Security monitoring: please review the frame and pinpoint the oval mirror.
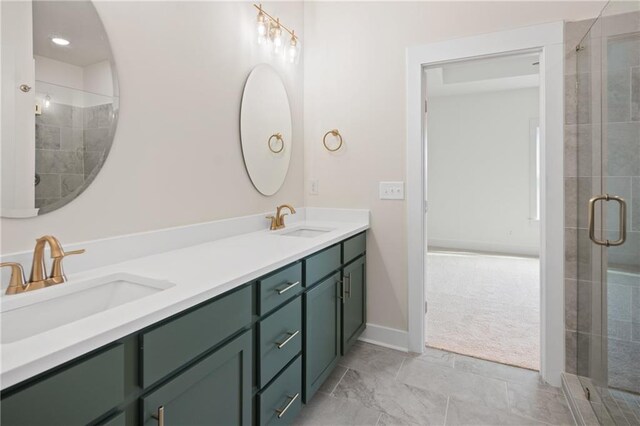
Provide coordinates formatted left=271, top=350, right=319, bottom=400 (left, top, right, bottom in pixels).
left=1, top=0, right=119, bottom=217
left=240, top=64, right=292, bottom=196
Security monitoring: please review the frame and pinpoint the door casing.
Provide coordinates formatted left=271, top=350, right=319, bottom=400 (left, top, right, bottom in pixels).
left=406, top=21, right=565, bottom=386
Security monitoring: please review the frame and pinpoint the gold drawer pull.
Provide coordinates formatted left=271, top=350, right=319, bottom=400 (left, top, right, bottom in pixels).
left=276, top=393, right=299, bottom=418
left=276, top=281, right=300, bottom=295
left=151, top=406, right=164, bottom=426
left=275, top=330, right=300, bottom=349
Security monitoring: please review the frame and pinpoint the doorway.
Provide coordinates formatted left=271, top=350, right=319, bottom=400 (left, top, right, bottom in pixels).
left=406, top=22, right=565, bottom=386
left=424, top=53, right=542, bottom=370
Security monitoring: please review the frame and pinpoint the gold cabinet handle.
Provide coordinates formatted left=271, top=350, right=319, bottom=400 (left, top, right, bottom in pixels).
left=276, top=281, right=300, bottom=295
left=151, top=406, right=164, bottom=426
left=588, top=194, right=627, bottom=247
left=275, top=393, right=299, bottom=418
left=275, top=330, right=299, bottom=349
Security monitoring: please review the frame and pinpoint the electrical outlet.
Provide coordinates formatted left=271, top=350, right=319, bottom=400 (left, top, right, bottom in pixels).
left=379, top=181, right=404, bottom=200
left=309, top=179, right=319, bottom=195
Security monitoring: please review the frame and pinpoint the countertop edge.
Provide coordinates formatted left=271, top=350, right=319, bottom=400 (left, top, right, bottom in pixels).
left=1, top=221, right=369, bottom=391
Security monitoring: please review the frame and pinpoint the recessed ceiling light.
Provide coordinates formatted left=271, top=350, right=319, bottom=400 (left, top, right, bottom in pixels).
left=51, top=37, right=70, bottom=46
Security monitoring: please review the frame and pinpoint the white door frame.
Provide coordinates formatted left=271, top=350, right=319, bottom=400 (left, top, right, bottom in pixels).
left=406, top=22, right=565, bottom=386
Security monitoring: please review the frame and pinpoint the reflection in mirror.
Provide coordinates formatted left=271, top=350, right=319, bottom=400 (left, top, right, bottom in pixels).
left=1, top=0, right=119, bottom=217
left=240, top=64, right=292, bottom=196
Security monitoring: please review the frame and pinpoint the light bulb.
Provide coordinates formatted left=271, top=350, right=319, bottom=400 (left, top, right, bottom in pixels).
left=256, top=9, right=267, bottom=44
left=270, top=20, right=283, bottom=53
left=287, top=34, right=298, bottom=63
left=43, top=95, right=51, bottom=108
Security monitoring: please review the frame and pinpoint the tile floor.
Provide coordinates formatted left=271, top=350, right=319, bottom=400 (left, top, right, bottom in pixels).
left=295, top=342, right=575, bottom=426
left=600, top=388, right=640, bottom=425
left=426, top=251, right=540, bottom=370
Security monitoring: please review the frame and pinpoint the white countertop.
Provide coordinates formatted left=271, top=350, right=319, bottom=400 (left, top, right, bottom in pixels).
left=1, top=216, right=368, bottom=389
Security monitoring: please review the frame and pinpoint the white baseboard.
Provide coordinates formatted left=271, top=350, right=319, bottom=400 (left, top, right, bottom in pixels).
left=427, top=238, right=539, bottom=257
left=358, top=323, right=409, bottom=352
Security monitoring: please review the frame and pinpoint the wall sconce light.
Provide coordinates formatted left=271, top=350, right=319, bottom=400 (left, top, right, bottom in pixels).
left=43, top=94, right=51, bottom=109
left=253, top=4, right=300, bottom=64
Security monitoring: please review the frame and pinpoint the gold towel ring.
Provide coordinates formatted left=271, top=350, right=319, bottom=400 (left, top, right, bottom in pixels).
left=323, top=129, right=343, bottom=152
left=268, top=133, right=284, bottom=153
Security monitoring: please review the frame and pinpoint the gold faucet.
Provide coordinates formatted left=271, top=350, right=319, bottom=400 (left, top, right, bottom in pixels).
left=267, top=204, right=296, bottom=230
left=1, top=235, right=85, bottom=295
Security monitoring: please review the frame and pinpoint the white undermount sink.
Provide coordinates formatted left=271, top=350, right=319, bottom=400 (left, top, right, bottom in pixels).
left=278, top=227, right=334, bottom=238
left=0, top=273, right=175, bottom=344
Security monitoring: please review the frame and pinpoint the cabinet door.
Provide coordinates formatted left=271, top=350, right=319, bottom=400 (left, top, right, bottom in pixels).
left=141, top=330, right=252, bottom=426
left=342, top=256, right=366, bottom=355
left=303, top=273, right=341, bottom=403
left=1, top=344, right=124, bottom=426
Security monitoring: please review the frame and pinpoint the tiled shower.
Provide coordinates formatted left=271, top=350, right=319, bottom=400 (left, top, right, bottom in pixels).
left=34, top=98, right=114, bottom=213
left=564, top=3, right=639, bottom=424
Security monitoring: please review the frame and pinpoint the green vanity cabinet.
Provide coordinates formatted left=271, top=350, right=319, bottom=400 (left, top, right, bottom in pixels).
left=342, top=255, right=366, bottom=354
left=99, top=412, right=126, bottom=426
left=1, top=344, right=125, bottom=426
left=140, top=285, right=253, bottom=388
left=258, top=296, right=302, bottom=388
left=141, top=330, right=253, bottom=426
left=342, top=233, right=366, bottom=265
left=1, top=231, right=367, bottom=425
left=257, top=356, right=302, bottom=425
left=302, top=272, right=342, bottom=402
left=304, top=245, right=341, bottom=286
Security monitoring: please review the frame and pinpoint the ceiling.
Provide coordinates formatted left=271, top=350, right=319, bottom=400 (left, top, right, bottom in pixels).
left=426, top=52, right=540, bottom=97
left=33, top=0, right=112, bottom=67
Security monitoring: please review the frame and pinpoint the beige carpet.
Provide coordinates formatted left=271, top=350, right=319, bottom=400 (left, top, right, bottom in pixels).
left=425, top=251, right=540, bottom=370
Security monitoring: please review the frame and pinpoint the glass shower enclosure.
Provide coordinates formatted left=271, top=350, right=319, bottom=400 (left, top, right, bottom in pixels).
left=575, top=1, right=640, bottom=423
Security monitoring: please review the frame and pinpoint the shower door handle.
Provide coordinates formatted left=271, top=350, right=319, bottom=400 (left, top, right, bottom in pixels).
left=588, top=194, right=627, bottom=247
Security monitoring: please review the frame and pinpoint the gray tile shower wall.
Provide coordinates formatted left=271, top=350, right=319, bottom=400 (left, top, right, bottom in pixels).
left=35, top=103, right=85, bottom=209
left=564, top=13, right=640, bottom=395
left=564, top=18, right=595, bottom=376
left=82, top=104, right=113, bottom=180
left=604, top=16, right=640, bottom=395
left=34, top=102, right=113, bottom=212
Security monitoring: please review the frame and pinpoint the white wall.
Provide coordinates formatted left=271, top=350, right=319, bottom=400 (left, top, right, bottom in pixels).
left=303, top=1, right=606, bottom=332
left=34, top=55, right=83, bottom=91
left=1, top=1, right=36, bottom=217
left=426, top=88, right=540, bottom=256
left=1, top=1, right=607, bottom=336
left=1, top=1, right=304, bottom=253
left=83, top=60, right=113, bottom=97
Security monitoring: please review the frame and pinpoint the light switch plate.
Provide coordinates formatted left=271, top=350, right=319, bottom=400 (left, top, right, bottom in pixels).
left=379, top=181, right=404, bottom=200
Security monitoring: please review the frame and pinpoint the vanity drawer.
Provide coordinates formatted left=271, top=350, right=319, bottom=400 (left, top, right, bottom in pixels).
left=258, top=355, right=302, bottom=426
left=1, top=344, right=124, bottom=426
left=343, top=232, right=366, bottom=264
left=258, top=296, right=302, bottom=387
left=258, top=262, right=302, bottom=315
left=304, top=244, right=341, bottom=287
left=140, top=285, right=252, bottom=388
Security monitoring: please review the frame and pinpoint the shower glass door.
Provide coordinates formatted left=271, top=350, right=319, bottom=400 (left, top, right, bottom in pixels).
left=576, top=1, right=640, bottom=423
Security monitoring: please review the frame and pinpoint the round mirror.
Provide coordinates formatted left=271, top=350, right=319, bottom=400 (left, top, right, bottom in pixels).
left=1, top=0, right=119, bottom=217
left=240, top=64, right=292, bottom=196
